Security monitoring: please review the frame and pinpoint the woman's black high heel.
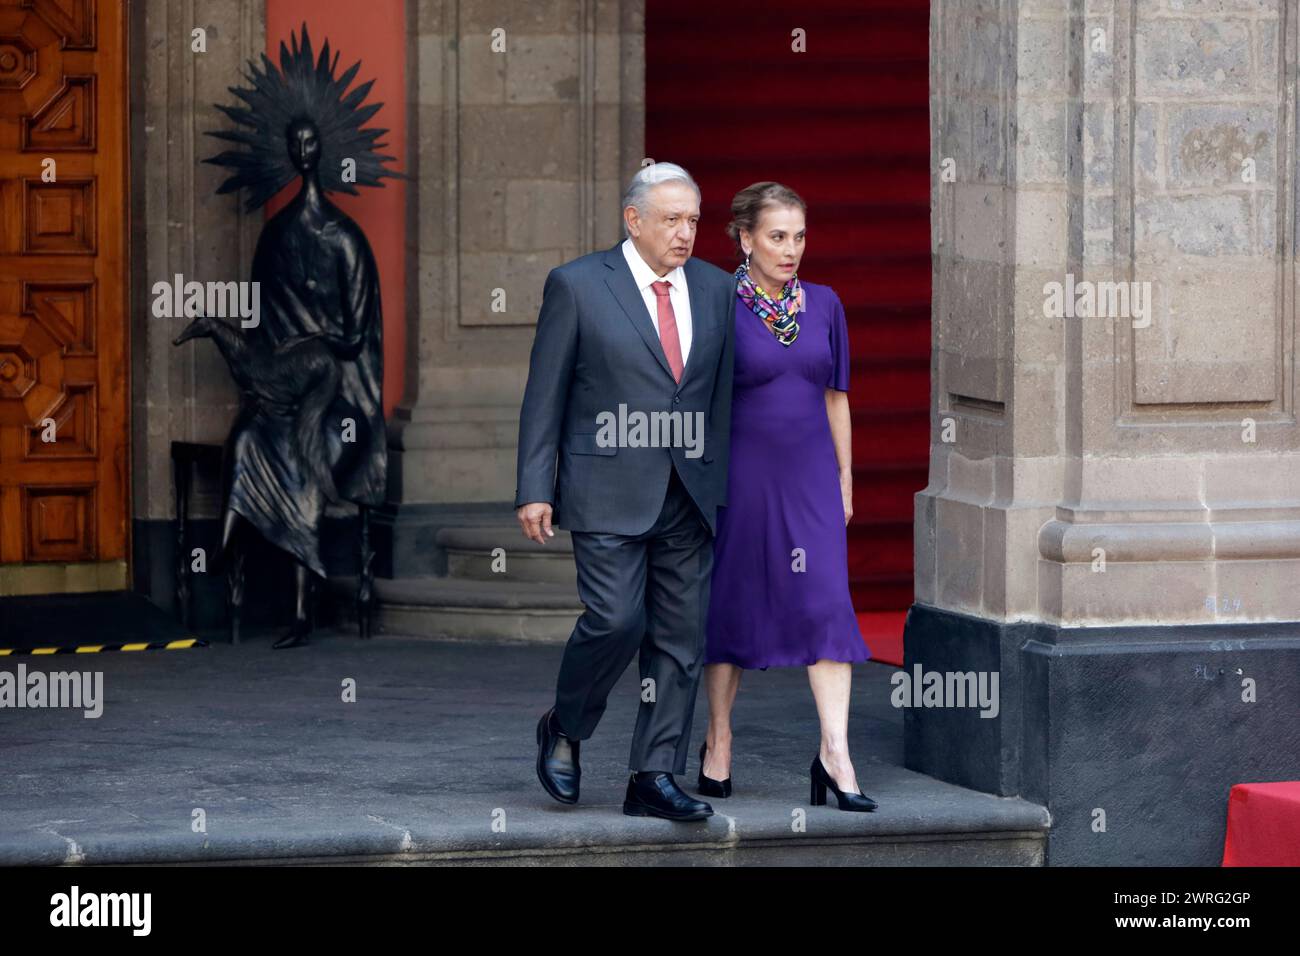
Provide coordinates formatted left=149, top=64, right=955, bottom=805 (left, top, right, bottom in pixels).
left=809, top=755, right=877, bottom=811
left=698, top=741, right=732, bottom=798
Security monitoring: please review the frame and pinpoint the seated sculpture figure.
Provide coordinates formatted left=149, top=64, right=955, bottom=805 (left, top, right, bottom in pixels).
left=174, top=24, right=398, bottom=647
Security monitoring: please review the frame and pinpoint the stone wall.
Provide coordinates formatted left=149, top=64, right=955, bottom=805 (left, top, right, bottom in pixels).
left=129, top=0, right=266, bottom=611
left=390, top=0, right=644, bottom=506
left=131, top=0, right=265, bottom=526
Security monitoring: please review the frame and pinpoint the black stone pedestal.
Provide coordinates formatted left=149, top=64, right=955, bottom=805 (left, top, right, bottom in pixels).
left=903, top=603, right=1300, bottom=865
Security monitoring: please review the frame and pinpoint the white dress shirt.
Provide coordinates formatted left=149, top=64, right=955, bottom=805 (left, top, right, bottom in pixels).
left=621, top=237, right=693, bottom=365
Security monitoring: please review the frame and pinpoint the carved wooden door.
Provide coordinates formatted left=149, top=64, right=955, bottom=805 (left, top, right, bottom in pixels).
left=0, top=0, right=127, bottom=593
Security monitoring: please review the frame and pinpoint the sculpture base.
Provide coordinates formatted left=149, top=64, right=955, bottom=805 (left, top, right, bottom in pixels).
left=134, top=514, right=362, bottom=631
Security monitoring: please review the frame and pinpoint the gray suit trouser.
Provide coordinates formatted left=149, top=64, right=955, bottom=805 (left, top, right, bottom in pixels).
left=553, top=464, right=713, bottom=775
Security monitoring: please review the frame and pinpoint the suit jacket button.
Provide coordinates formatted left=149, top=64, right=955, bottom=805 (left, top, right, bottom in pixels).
left=673, top=396, right=680, bottom=404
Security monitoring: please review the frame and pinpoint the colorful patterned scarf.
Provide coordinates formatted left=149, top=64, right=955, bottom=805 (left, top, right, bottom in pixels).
left=735, top=258, right=801, bottom=346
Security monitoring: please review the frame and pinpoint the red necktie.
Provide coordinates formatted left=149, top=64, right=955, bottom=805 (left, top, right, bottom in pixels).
left=650, top=280, right=684, bottom=383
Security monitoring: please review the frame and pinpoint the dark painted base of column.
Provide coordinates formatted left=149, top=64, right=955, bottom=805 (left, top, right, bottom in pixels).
left=903, top=602, right=1300, bottom=865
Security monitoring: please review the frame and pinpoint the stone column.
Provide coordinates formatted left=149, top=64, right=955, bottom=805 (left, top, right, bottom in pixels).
left=130, top=0, right=265, bottom=598
left=382, top=0, right=643, bottom=570
left=915, top=0, right=1300, bottom=865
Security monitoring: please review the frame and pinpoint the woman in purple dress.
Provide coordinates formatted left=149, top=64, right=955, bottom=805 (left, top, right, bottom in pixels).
left=697, top=182, right=876, bottom=811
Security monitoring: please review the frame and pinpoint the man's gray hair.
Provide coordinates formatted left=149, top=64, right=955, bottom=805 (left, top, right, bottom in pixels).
left=621, top=162, right=701, bottom=235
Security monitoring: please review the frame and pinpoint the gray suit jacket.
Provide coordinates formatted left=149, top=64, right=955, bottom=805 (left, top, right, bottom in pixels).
left=514, top=241, right=736, bottom=536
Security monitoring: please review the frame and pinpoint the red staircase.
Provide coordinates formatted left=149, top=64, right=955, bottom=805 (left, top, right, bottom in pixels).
left=646, top=0, right=931, bottom=614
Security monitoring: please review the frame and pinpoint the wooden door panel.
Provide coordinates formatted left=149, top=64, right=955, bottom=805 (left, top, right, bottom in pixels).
left=0, top=0, right=126, bottom=587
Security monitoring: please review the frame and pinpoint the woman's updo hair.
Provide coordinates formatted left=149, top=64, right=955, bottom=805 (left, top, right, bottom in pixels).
left=726, top=181, right=807, bottom=260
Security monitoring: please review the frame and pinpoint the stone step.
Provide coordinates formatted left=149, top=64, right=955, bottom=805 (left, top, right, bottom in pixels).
left=62, top=806, right=1046, bottom=865
left=436, top=525, right=576, bottom=584
left=326, top=574, right=582, bottom=643
left=0, top=625, right=1051, bottom=866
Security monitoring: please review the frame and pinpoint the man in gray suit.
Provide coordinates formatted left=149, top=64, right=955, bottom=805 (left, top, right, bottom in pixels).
left=515, top=162, right=735, bottom=821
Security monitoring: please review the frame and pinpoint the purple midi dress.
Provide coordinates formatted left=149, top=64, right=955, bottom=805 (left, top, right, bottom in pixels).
left=704, top=280, right=872, bottom=669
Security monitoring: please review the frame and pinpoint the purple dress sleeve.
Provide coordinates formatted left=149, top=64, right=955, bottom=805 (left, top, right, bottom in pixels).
left=827, top=288, right=850, bottom=392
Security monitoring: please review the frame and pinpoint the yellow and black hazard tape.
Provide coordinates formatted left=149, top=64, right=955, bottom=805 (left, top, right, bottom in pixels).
left=0, top=638, right=207, bottom=656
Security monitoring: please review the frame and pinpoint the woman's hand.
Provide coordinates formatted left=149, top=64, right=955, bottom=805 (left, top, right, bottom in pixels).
left=825, top=388, right=854, bottom=526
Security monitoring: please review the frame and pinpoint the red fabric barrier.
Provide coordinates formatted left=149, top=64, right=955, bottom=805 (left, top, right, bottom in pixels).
left=1222, top=781, right=1300, bottom=866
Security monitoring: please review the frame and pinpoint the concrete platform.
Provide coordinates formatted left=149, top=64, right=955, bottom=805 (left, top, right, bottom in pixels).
left=0, top=627, right=1050, bottom=865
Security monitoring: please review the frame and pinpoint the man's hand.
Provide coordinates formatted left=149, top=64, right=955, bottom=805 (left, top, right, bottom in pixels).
left=517, top=502, right=555, bottom=544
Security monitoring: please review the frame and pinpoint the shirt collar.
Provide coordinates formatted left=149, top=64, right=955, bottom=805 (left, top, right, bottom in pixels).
left=622, top=237, right=685, bottom=293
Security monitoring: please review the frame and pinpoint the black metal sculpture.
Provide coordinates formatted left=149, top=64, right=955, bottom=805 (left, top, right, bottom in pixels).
left=173, top=24, right=398, bottom=648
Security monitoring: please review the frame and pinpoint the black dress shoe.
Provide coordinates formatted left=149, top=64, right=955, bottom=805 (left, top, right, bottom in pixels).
left=624, top=771, right=713, bottom=821
left=809, top=755, right=877, bottom=812
left=697, top=741, right=732, bottom=798
left=536, top=708, right=579, bottom=804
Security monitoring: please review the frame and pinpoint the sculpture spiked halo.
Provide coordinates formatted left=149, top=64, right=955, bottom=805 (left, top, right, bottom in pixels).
left=204, top=22, right=400, bottom=211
